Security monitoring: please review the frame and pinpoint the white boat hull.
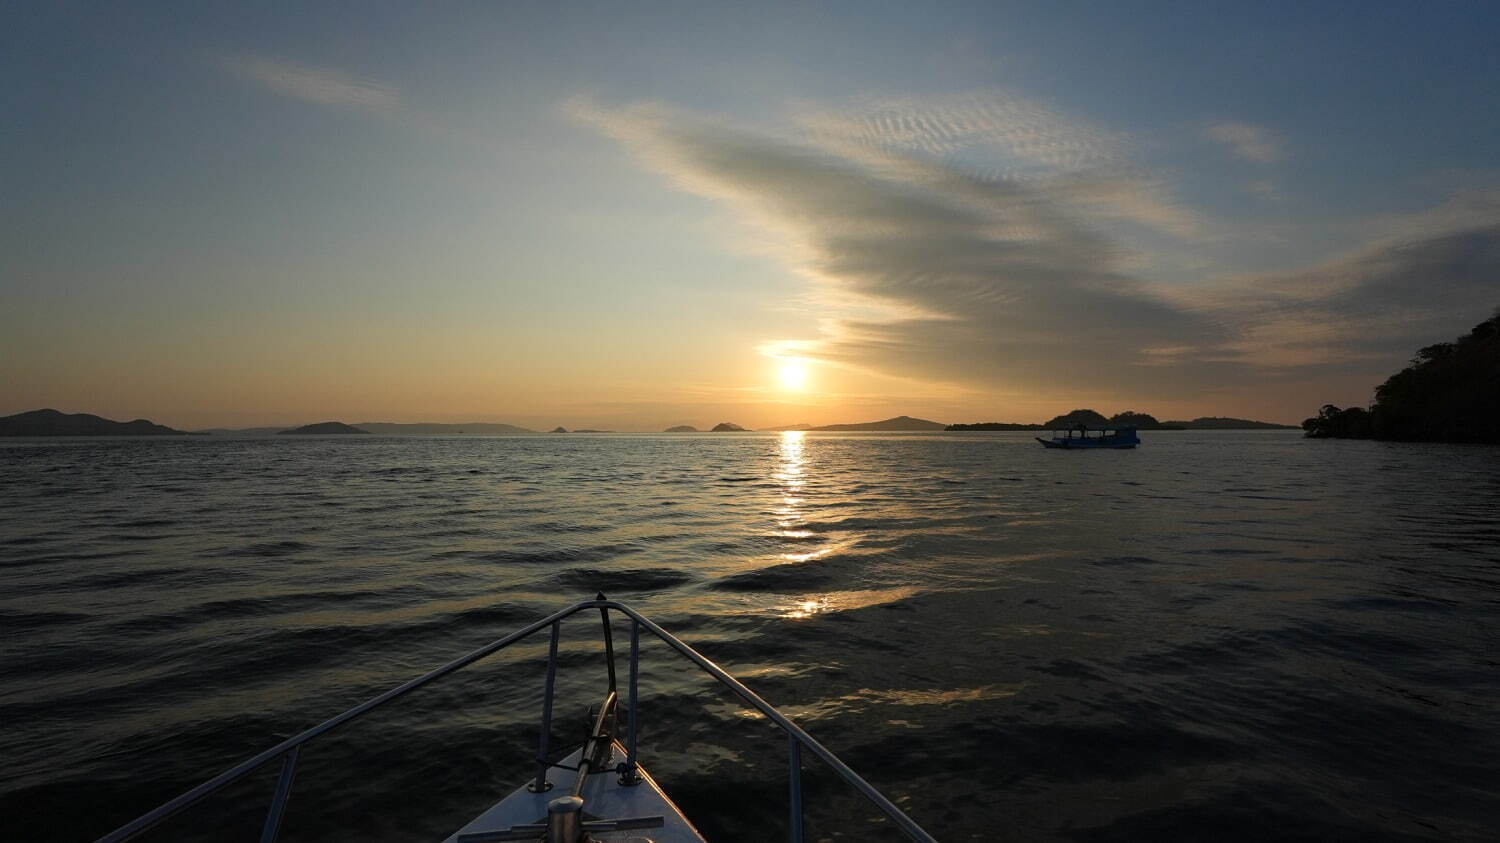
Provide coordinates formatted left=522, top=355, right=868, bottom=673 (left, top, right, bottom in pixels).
left=444, top=741, right=706, bottom=842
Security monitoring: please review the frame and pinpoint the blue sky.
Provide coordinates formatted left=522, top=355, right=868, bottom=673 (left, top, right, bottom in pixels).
left=4, top=1, right=1498, bottom=428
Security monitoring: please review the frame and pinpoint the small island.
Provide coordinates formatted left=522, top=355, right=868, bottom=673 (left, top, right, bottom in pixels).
left=710, top=422, right=747, bottom=432
left=0, top=408, right=193, bottom=436
left=812, top=415, right=945, bottom=431
left=356, top=422, right=535, bottom=435
left=1159, top=417, right=1296, bottom=430
left=1303, top=308, right=1499, bottom=442
left=278, top=422, right=370, bottom=435
left=664, top=425, right=699, bottom=432
left=753, top=418, right=943, bottom=431
left=550, top=427, right=568, bottom=433
left=947, top=409, right=1293, bottom=431
left=945, top=421, right=1042, bottom=431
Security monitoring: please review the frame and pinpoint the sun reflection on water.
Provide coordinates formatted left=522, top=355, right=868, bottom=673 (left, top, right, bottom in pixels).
left=774, top=431, right=832, bottom=563
left=776, top=586, right=920, bottom=620
left=773, top=430, right=805, bottom=514
left=760, top=431, right=916, bottom=620
left=786, top=597, right=827, bottom=619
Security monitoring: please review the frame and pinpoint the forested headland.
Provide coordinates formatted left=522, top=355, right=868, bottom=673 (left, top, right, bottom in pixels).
left=1303, top=309, right=1500, bottom=443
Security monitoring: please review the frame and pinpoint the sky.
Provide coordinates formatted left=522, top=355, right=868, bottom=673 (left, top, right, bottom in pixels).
left=3, top=1, right=1498, bottom=430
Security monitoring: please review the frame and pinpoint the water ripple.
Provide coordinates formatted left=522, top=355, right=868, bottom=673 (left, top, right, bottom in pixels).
left=0, top=431, right=1497, bottom=840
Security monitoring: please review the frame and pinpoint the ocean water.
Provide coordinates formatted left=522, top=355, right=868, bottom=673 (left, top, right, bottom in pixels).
left=1, top=431, right=1497, bottom=841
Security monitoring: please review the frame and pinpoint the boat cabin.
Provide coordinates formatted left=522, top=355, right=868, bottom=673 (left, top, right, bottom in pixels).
left=1037, top=425, right=1140, bottom=449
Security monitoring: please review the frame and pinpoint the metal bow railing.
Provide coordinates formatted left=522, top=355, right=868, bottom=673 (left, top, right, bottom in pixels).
left=96, top=597, right=936, bottom=843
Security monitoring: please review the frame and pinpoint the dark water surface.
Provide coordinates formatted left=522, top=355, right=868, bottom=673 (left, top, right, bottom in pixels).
left=2, top=432, right=1497, bottom=841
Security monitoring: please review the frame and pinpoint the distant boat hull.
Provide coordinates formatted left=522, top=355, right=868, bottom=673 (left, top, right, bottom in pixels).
left=1036, top=436, right=1136, bottom=449
left=1036, top=426, right=1140, bottom=449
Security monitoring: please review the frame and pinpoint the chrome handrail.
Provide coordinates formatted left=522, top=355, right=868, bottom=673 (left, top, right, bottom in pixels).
left=96, top=598, right=936, bottom=843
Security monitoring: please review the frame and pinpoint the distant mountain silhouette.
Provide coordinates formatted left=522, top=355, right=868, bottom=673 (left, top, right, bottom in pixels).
left=278, top=422, right=369, bottom=435
left=1042, top=409, right=1110, bottom=428
left=1161, top=417, right=1296, bottom=430
left=945, top=421, right=1044, bottom=431
left=1107, top=410, right=1163, bottom=428
left=1304, top=308, right=1500, bottom=442
left=355, top=422, right=536, bottom=435
left=549, top=427, right=568, bottom=433
left=812, top=415, right=945, bottom=431
left=949, top=409, right=1292, bottom=431
left=664, top=425, right=698, bottom=432
left=205, top=421, right=536, bottom=435
left=710, top=422, right=747, bottom=432
left=572, top=429, right=612, bottom=433
left=759, top=423, right=813, bottom=431
left=0, top=408, right=191, bottom=436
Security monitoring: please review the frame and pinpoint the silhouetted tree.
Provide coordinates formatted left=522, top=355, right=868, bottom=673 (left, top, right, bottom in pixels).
left=1043, top=409, right=1109, bottom=428
left=1303, top=308, right=1500, bottom=442
left=1302, top=404, right=1374, bottom=439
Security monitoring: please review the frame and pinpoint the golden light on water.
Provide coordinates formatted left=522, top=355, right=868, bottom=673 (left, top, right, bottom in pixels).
left=775, top=429, right=804, bottom=503
left=776, top=587, right=920, bottom=619
left=786, top=597, right=827, bottom=619
left=774, top=430, right=806, bottom=533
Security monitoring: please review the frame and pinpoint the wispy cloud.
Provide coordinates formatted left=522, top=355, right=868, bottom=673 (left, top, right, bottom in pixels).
left=794, top=91, right=1120, bottom=171
left=575, top=94, right=1498, bottom=411
left=1206, top=121, right=1285, bottom=163
left=221, top=55, right=401, bottom=112
left=571, top=95, right=1222, bottom=397
left=1174, top=218, right=1500, bottom=370
left=794, top=92, right=1204, bottom=238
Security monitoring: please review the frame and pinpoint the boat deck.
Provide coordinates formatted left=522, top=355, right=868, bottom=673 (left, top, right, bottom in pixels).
left=98, top=598, right=934, bottom=843
left=444, top=742, right=706, bottom=843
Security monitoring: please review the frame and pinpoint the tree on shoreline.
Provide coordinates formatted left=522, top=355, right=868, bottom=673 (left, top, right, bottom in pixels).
left=1303, top=308, right=1500, bottom=442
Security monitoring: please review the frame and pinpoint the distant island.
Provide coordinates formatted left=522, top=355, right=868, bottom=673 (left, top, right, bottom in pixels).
left=355, top=422, right=535, bottom=435
left=202, top=421, right=538, bottom=435
left=945, top=422, right=1044, bottom=431
left=676, top=417, right=943, bottom=432
left=2, top=407, right=1297, bottom=439
left=278, top=421, right=369, bottom=435
left=1303, top=308, right=1499, bottom=442
left=0, top=408, right=193, bottom=436
left=1162, top=417, right=1296, bottom=430
left=811, top=415, right=945, bottom=431
left=947, top=409, right=1294, bottom=431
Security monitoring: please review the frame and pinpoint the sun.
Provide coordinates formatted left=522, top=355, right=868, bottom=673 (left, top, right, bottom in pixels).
left=777, top=358, right=811, bottom=391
